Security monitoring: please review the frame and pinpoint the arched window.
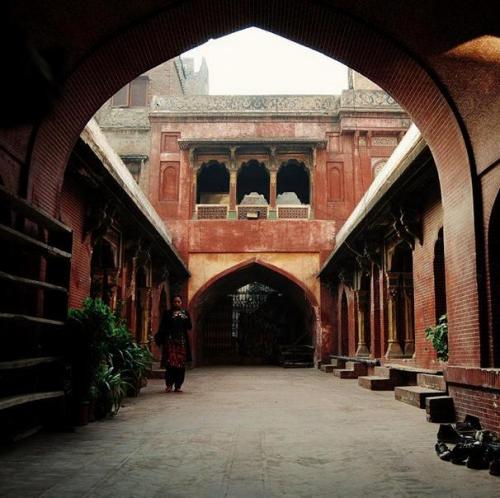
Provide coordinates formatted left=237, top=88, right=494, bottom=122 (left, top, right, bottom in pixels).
left=277, top=160, right=310, bottom=204
left=197, top=161, right=230, bottom=204
left=237, top=160, right=269, bottom=204
left=489, top=194, right=500, bottom=366
left=433, top=228, right=447, bottom=322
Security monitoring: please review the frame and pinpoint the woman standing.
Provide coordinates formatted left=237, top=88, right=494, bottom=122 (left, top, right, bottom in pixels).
left=155, top=295, right=192, bottom=392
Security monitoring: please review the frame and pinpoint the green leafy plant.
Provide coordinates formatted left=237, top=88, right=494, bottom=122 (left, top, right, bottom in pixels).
left=425, top=314, right=448, bottom=362
left=68, top=297, right=153, bottom=418
left=93, top=362, right=130, bottom=418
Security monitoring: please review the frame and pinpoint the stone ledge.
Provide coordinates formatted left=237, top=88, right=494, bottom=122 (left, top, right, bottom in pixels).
left=444, top=366, right=500, bottom=390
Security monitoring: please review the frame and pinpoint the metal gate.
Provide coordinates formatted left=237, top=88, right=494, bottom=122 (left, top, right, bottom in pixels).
left=201, top=282, right=305, bottom=364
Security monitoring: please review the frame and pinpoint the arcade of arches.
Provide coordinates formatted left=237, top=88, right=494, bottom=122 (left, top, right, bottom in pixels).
left=0, top=0, right=499, bottom=436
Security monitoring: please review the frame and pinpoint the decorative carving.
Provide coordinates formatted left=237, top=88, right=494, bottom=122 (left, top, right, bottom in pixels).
left=372, top=136, right=398, bottom=147
left=84, top=200, right=116, bottom=243
left=391, top=205, right=421, bottom=249
left=152, top=95, right=341, bottom=114
left=341, top=90, right=400, bottom=109
left=134, top=238, right=152, bottom=269
left=338, top=269, right=354, bottom=288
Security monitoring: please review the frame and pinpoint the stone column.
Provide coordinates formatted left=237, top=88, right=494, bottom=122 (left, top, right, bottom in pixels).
left=402, top=273, right=415, bottom=356
left=355, top=290, right=370, bottom=357
left=270, top=170, right=277, bottom=208
left=192, top=168, right=198, bottom=218
left=269, top=146, right=278, bottom=218
left=138, top=287, right=152, bottom=345
left=229, top=147, right=237, bottom=219
left=229, top=169, right=237, bottom=211
left=385, top=272, right=404, bottom=358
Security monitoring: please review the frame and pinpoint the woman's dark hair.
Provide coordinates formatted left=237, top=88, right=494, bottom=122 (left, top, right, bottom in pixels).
left=171, top=294, right=182, bottom=303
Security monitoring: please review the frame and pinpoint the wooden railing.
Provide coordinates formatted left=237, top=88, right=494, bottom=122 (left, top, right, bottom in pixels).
left=0, top=184, right=72, bottom=441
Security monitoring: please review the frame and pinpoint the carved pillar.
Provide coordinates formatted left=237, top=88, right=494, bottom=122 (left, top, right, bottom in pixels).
left=270, top=170, right=277, bottom=208
left=107, top=268, right=119, bottom=311
left=192, top=168, right=198, bottom=217
left=229, top=170, right=237, bottom=211
left=190, top=148, right=197, bottom=216
left=229, top=147, right=238, bottom=216
left=385, top=272, right=404, bottom=358
left=269, top=146, right=278, bottom=211
left=129, top=257, right=138, bottom=335
left=355, top=290, right=370, bottom=357
left=139, top=287, right=152, bottom=345
left=402, top=273, right=415, bottom=356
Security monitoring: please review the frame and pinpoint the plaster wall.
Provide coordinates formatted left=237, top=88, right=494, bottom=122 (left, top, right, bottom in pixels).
left=188, top=252, right=321, bottom=304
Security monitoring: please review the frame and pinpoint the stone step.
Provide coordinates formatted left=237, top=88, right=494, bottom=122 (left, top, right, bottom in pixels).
left=333, top=369, right=359, bottom=379
left=329, top=359, right=343, bottom=368
left=345, top=362, right=368, bottom=375
left=417, top=373, right=447, bottom=392
left=373, top=366, right=391, bottom=378
left=394, top=386, right=447, bottom=409
left=320, top=364, right=339, bottom=373
left=329, top=357, right=346, bottom=368
left=358, top=376, right=395, bottom=391
left=425, top=395, right=456, bottom=423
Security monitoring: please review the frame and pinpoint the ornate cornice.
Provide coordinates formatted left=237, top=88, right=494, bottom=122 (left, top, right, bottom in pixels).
left=340, top=90, right=401, bottom=110
left=151, top=95, right=341, bottom=115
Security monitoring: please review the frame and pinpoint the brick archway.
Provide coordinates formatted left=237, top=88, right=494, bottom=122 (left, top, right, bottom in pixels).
left=15, top=0, right=483, bottom=366
left=188, top=258, right=320, bottom=365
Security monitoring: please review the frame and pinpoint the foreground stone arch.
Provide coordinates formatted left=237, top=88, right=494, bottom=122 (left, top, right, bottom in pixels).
left=3, top=0, right=492, bottom=366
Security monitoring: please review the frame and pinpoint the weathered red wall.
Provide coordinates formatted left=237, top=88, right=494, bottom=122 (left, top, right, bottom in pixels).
left=59, top=175, right=92, bottom=309
left=413, top=187, right=444, bottom=370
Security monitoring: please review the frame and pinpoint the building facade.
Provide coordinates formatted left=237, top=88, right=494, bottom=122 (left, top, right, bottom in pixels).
left=146, top=88, right=410, bottom=364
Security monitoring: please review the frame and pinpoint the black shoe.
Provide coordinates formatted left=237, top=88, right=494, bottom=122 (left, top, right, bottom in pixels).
left=450, top=441, right=477, bottom=465
left=435, top=442, right=452, bottom=461
left=489, top=458, right=500, bottom=476
left=466, top=444, right=489, bottom=470
left=464, top=414, right=482, bottom=430
left=437, top=424, right=463, bottom=444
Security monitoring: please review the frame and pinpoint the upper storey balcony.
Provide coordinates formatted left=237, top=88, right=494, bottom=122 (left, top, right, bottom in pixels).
left=178, top=137, right=326, bottom=221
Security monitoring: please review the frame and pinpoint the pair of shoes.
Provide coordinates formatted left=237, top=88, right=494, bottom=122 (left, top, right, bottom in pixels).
left=165, top=386, right=172, bottom=393
left=437, top=424, right=463, bottom=444
left=435, top=442, right=452, bottom=461
left=466, top=443, right=489, bottom=470
left=451, top=440, right=481, bottom=465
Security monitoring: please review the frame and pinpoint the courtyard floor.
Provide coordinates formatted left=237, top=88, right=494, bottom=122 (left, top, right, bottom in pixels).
left=0, top=367, right=497, bottom=498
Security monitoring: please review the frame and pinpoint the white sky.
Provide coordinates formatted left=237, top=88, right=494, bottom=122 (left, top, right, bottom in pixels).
left=183, top=27, right=349, bottom=95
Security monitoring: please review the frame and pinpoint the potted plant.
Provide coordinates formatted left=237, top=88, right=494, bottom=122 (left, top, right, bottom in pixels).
left=425, top=314, right=448, bottom=362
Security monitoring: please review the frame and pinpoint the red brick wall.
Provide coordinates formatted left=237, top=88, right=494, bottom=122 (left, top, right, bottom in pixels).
left=59, top=175, right=92, bottom=309
left=448, top=385, right=500, bottom=432
left=413, top=185, right=443, bottom=370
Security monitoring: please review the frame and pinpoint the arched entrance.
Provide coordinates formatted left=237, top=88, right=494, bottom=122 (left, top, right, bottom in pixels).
left=489, top=194, right=500, bottom=366
left=197, top=161, right=230, bottom=204
left=237, top=160, right=269, bottom=204
left=277, top=160, right=310, bottom=204
left=189, top=260, right=319, bottom=365
left=3, top=1, right=490, bottom=367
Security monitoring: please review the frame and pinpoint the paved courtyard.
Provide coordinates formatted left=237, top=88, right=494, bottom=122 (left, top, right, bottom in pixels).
left=0, top=367, right=497, bottom=497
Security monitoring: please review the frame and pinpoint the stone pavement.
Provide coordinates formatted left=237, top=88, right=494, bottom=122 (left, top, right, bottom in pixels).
left=0, top=367, right=497, bottom=498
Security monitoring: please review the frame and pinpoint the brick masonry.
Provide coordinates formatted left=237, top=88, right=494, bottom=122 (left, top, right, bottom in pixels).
left=0, top=0, right=498, bottom=429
